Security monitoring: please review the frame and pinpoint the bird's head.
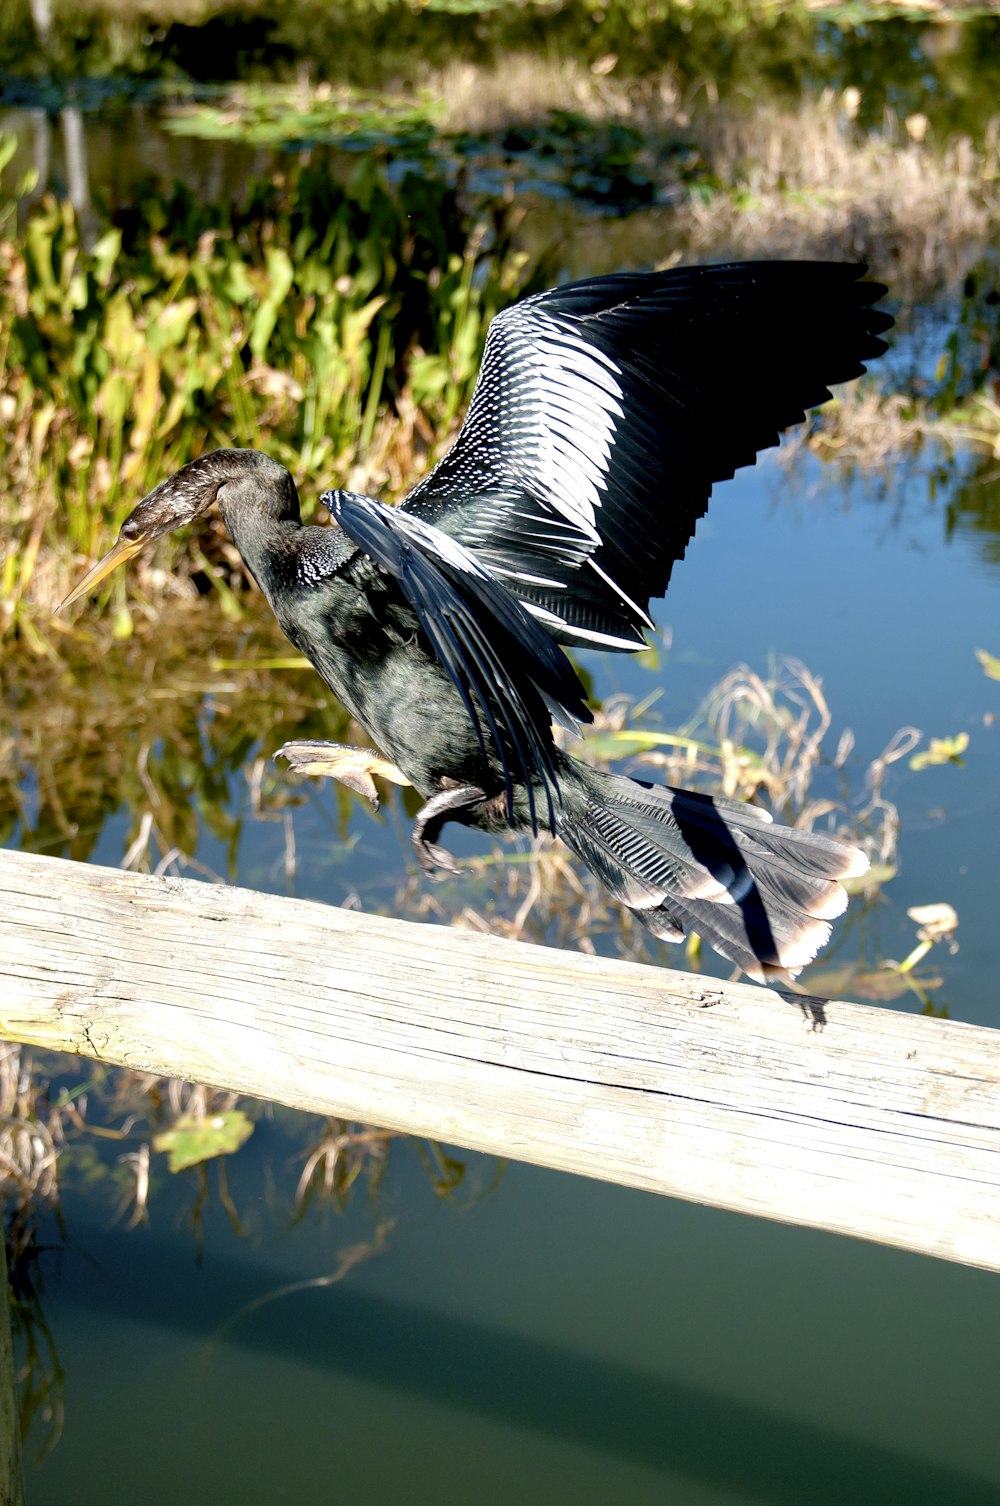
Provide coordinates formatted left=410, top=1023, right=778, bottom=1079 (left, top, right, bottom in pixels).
left=58, top=449, right=296, bottom=611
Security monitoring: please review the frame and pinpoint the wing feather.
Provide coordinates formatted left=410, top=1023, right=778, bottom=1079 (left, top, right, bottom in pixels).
left=402, top=261, right=892, bottom=649
left=325, top=491, right=592, bottom=832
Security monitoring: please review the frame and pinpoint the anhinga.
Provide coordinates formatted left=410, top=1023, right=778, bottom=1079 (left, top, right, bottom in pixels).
left=61, top=260, right=892, bottom=982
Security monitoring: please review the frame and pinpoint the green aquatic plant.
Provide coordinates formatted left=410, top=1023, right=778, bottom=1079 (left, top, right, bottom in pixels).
left=163, top=82, right=443, bottom=150
left=163, top=85, right=688, bottom=212
left=909, top=732, right=970, bottom=769
left=153, top=1105, right=255, bottom=1172
left=0, top=145, right=532, bottom=630
left=977, top=647, right=1000, bottom=680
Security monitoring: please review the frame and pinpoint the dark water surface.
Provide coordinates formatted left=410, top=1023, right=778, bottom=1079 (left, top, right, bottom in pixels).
left=33, top=1163, right=1000, bottom=1506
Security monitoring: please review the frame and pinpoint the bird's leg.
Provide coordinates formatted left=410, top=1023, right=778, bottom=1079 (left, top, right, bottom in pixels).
left=412, top=784, right=487, bottom=877
left=275, top=741, right=411, bottom=810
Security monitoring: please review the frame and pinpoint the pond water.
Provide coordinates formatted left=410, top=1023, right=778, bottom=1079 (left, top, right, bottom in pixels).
left=3, top=89, right=1000, bottom=1506
left=11, top=445, right=1000, bottom=1506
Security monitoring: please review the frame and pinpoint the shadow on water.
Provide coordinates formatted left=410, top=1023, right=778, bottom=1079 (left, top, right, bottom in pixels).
left=59, top=1219, right=997, bottom=1506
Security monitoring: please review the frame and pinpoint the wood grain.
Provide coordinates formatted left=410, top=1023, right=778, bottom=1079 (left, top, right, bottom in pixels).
left=2, top=847, right=998, bottom=1269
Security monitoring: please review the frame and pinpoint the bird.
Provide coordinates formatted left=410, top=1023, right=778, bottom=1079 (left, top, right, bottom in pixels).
left=60, top=259, right=893, bottom=982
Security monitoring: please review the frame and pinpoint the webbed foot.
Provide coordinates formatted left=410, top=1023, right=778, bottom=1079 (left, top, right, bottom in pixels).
left=275, top=741, right=411, bottom=810
left=412, top=785, right=487, bottom=877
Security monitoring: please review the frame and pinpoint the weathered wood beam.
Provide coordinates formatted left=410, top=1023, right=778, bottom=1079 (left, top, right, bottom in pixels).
left=1, top=847, right=998, bottom=1270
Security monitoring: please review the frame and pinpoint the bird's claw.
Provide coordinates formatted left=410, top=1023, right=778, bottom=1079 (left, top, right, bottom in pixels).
left=277, top=747, right=485, bottom=879
left=275, top=741, right=410, bottom=809
left=411, top=784, right=487, bottom=879
left=414, top=838, right=464, bottom=878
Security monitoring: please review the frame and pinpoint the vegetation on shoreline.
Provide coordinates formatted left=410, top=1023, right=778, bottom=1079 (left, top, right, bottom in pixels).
left=0, top=147, right=539, bottom=632
left=3, top=1, right=1000, bottom=143
left=3, top=72, right=999, bottom=638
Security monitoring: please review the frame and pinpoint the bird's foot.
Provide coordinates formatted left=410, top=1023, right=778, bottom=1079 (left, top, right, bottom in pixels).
left=275, top=741, right=411, bottom=810
left=412, top=785, right=487, bottom=878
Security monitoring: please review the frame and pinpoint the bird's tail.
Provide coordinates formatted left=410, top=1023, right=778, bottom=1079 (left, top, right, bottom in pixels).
left=556, top=759, right=868, bottom=982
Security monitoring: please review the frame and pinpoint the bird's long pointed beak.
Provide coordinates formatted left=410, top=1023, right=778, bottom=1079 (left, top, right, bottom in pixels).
left=56, top=532, right=149, bottom=613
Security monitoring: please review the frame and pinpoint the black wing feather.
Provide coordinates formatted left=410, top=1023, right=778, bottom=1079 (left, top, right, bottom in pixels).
left=402, top=261, right=893, bottom=649
left=326, top=492, right=591, bottom=832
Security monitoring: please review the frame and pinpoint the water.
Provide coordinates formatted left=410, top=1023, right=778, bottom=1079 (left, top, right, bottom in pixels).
left=9, top=443, right=998, bottom=1506
left=3, top=91, right=1000, bottom=1506
left=639, top=453, right=999, bottom=1023
left=27, top=1162, right=1000, bottom=1506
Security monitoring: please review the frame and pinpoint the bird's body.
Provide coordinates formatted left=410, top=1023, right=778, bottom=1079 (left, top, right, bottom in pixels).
left=62, top=259, right=893, bottom=981
left=218, top=465, right=575, bottom=834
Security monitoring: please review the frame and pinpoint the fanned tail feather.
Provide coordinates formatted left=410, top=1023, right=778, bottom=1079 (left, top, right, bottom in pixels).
left=558, top=765, right=867, bottom=982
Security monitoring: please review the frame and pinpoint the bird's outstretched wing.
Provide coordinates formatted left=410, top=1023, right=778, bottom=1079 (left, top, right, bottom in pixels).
left=401, top=261, right=893, bottom=650
left=324, top=491, right=591, bottom=832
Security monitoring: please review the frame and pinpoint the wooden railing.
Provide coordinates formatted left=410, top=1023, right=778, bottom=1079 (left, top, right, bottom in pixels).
left=2, top=846, right=998, bottom=1271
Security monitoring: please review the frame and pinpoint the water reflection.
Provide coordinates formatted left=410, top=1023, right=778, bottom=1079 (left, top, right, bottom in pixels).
left=948, top=453, right=1000, bottom=573
left=3, top=102, right=278, bottom=219
left=18, top=1161, right=1000, bottom=1505
left=0, top=605, right=356, bottom=869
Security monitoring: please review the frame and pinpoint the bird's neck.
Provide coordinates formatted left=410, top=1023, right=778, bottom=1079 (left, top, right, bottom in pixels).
left=220, top=494, right=358, bottom=612
left=215, top=474, right=300, bottom=585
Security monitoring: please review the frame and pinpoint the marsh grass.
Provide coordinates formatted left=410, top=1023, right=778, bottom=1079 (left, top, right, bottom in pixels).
left=437, top=60, right=1000, bottom=281
left=0, top=150, right=531, bottom=630
left=686, top=98, right=1000, bottom=287
left=0, top=1045, right=62, bottom=1217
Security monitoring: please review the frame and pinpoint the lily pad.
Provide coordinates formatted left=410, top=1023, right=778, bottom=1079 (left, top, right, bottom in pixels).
left=842, top=862, right=895, bottom=894
left=909, top=732, right=969, bottom=770
left=976, top=648, right=1000, bottom=681
left=154, top=1109, right=254, bottom=1172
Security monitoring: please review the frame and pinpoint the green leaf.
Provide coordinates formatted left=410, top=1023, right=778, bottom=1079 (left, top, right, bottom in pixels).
left=91, top=228, right=123, bottom=288
left=909, top=733, right=969, bottom=770
left=249, top=247, right=296, bottom=360
left=148, top=296, right=199, bottom=351
left=580, top=729, right=737, bottom=762
left=154, top=1108, right=254, bottom=1172
left=224, top=260, right=256, bottom=306
left=976, top=648, right=1000, bottom=681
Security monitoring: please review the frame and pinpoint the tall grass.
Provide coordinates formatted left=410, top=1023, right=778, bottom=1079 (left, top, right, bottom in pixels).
left=0, top=148, right=532, bottom=630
